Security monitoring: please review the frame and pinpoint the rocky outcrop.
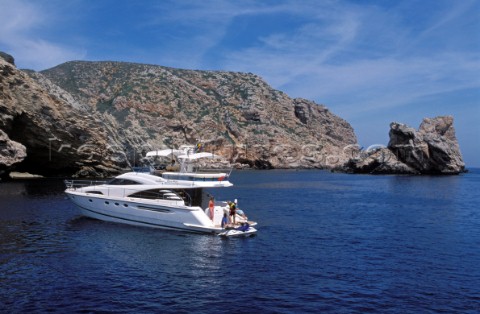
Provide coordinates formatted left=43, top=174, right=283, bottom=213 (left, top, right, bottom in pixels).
left=388, top=116, right=465, bottom=174
left=0, top=57, right=129, bottom=177
left=341, top=116, right=466, bottom=174
left=2, top=51, right=465, bottom=177
left=0, top=54, right=358, bottom=176
left=38, top=61, right=357, bottom=171
left=341, top=147, right=418, bottom=175
left=0, top=54, right=465, bottom=176
left=0, top=52, right=15, bottom=65
left=0, top=129, right=26, bottom=166
left=0, top=129, right=27, bottom=178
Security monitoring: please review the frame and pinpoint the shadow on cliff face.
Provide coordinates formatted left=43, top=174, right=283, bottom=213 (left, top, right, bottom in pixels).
left=7, top=113, right=80, bottom=177
left=12, top=156, right=78, bottom=178
left=234, top=157, right=273, bottom=170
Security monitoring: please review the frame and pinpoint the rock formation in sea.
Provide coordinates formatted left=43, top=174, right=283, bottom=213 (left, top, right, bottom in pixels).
left=340, top=116, right=466, bottom=174
left=0, top=52, right=357, bottom=177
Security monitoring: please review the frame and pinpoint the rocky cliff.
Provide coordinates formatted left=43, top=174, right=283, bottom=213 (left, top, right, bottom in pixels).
left=0, top=55, right=132, bottom=178
left=341, top=116, right=466, bottom=174
left=0, top=53, right=357, bottom=177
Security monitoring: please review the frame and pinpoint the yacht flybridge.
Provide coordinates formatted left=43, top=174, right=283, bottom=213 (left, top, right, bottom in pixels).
left=65, top=147, right=257, bottom=234
left=145, top=145, right=234, bottom=187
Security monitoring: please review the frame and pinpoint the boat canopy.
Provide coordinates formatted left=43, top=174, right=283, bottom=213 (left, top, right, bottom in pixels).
left=177, top=152, right=221, bottom=160
left=146, top=149, right=184, bottom=157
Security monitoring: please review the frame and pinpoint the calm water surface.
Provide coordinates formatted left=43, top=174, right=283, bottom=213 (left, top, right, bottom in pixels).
left=1, top=170, right=479, bottom=313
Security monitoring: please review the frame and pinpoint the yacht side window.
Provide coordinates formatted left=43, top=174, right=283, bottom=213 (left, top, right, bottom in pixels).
left=108, top=179, right=141, bottom=185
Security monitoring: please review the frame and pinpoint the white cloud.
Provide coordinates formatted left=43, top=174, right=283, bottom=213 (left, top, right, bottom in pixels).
left=9, top=39, right=86, bottom=70
left=144, top=0, right=354, bottom=70
left=0, top=0, right=85, bottom=70
left=0, top=0, right=45, bottom=33
left=213, top=0, right=480, bottom=118
left=289, top=52, right=480, bottom=110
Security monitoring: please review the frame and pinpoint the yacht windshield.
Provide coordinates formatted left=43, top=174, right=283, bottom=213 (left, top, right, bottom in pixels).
left=107, top=178, right=142, bottom=185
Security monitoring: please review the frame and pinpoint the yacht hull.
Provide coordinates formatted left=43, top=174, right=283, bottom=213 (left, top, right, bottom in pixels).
left=66, top=191, right=221, bottom=234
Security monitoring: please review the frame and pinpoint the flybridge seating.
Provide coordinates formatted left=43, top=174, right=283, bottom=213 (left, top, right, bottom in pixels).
left=129, top=166, right=233, bottom=183
left=162, top=170, right=232, bottom=182
left=131, top=165, right=233, bottom=181
left=137, top=146, right=234, bottom=184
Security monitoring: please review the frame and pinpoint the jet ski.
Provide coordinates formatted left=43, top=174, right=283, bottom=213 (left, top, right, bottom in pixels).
left=219, top=223, right=257, bottom=237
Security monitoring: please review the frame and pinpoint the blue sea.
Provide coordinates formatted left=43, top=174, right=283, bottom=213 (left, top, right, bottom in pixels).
left=1, top=169, right=479, bottom=313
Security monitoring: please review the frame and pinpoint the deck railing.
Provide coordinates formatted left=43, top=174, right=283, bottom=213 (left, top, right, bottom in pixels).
left=64, top=179, right=108, bottom=189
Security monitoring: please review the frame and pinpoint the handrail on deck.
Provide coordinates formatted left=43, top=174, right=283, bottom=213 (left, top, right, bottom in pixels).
left=64, top=179, right=108, bottom=189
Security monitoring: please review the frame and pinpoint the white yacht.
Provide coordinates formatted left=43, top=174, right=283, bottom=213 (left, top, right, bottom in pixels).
left=65, top=147, right=256, bottom=234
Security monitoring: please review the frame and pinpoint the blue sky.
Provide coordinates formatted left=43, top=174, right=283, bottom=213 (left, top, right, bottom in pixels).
left=1, top=0, right=479, bottom=166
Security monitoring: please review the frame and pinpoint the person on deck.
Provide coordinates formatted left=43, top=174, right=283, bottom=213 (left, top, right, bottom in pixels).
left=221, top=213, right=228, bottom=229
left=208, top=197, right=215, bottom=221
left=235, top=222, right=250, bottom=232
left=228, top=201, right=237, bottom=225
left=236, top=208, right=247, bottom=220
